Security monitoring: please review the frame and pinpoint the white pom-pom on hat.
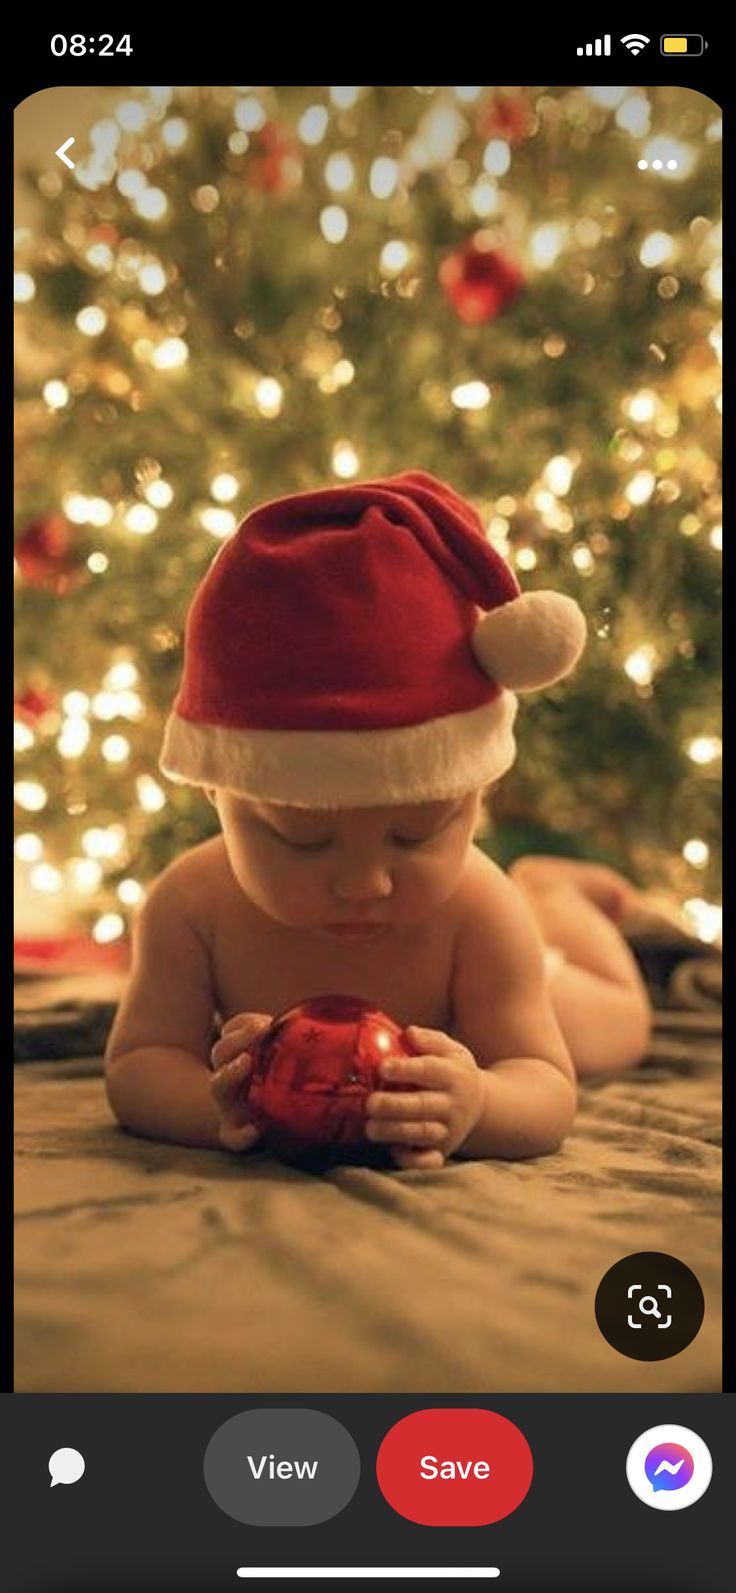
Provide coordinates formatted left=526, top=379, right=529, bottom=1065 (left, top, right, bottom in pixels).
left=471, top=590, right=587, bottom=692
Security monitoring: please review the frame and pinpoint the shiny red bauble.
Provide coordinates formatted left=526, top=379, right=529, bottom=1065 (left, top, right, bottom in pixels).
left=15, top=514, right=84, bottom=594
left=245, top=994, right=417, bottom=1163
left=439, top=238, right=525, bottom=325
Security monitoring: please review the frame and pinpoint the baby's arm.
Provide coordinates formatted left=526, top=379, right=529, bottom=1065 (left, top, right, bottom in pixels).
left=104, top=865, right=222, bottom=1148
left=450, top=867, right=576, bottom=1159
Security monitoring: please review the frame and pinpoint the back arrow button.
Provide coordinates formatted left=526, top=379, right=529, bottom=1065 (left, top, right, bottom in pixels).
left=55, top=138, right=75, bottom=169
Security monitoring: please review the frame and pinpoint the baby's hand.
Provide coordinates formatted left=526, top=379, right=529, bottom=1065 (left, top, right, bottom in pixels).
left=210, top=1011, right=273, bottom=1153
left=365, top=1025, right=485, bottom=1171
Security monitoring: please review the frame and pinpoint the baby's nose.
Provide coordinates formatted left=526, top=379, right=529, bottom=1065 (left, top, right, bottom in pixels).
left=330, top=861, right=394, bottom=902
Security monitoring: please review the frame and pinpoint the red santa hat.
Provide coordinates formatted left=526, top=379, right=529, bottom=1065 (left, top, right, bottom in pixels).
left=160, top=469, right=586, bottom=807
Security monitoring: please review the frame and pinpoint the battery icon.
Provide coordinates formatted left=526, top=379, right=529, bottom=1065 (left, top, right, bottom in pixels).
left=661, top=35, right=707, bottom=54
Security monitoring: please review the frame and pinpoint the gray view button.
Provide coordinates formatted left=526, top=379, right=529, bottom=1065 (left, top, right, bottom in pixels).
left=203, top=1408, right=361, bottom=1526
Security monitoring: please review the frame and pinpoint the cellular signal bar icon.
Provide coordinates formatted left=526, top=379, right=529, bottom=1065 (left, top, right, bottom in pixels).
left=577, top=35, right=611, bottom=54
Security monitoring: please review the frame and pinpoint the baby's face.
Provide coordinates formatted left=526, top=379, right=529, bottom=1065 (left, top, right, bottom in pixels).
left=215, top=789, right=482, bottom=942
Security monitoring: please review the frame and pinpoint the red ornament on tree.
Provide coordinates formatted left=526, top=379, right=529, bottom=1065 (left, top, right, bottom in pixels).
left=439, top=237, right=525, bottom=325
left=476, top=92, right=534, bottom=145
left=14, top=684, right=57, bottom=726
left=90, top=223, right=119, bottom=245
left=247, top=124, right=303, bottom=195
left=15, top=514, right=83, bottom=594
left=245, top=995, right=417, bottom=1163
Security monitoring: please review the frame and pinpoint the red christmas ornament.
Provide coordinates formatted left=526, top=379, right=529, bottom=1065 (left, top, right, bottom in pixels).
left=90, top=222, right=119, bottom=244
left=439, top=237, right=525, bottom=325
left=14, top=685, right=57, bottom=726
left=247, top=124, right=303, bottom=194
left=15, top=514, right=83, bottom=594
left=476, top=92, right=534, bottom=145
left=245, top=995, right=417, bottom=1162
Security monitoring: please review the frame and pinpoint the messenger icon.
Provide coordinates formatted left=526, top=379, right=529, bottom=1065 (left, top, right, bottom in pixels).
left=626, top=1424, right=712, bottom=1511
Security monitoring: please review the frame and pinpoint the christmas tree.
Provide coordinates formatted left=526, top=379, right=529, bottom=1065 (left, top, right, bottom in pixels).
left=14, top=85, right=722, bottom=952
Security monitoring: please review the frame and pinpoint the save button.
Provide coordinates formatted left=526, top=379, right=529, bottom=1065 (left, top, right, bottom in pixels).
left=376, top=1409, right=533, bottom=1526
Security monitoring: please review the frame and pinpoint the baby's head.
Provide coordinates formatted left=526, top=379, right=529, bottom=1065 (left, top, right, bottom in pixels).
left=207, top=787, right=484, bottom=938
left=162, top=470, right=586, bottom=931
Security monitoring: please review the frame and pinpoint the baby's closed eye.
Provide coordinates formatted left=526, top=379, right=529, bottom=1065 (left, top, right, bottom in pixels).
left=272, top=831, right=434, bottom=853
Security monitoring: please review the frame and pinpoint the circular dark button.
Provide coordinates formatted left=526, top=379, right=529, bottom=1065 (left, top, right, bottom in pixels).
left=595, top=1252, right=704, bottom=1360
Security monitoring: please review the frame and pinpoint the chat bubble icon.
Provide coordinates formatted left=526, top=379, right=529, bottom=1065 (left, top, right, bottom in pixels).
left=644, top=1442, right=693, bottom=1492
left=49, top=1447, right=85, bottom=1488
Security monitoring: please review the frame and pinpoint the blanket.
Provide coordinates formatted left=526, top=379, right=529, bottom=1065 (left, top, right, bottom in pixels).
left=14, top=928, right=721, bottom=1393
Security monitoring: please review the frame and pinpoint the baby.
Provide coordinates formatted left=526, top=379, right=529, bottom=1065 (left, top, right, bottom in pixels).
left=105, top=470, right=651, bottom=1168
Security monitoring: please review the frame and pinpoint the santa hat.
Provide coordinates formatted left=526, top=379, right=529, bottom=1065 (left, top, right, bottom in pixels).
left=160, top=469, right=586, bottom=807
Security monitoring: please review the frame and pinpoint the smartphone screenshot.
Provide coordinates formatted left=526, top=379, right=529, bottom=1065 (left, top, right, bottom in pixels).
left=12, top=32, right=725, bottom=1591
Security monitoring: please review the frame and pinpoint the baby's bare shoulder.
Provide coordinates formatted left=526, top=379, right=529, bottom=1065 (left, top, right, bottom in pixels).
left=457, top=844, right=516, bottom=915
left=455, top=846, right=546, bottom=976
left=145, top=837, right=229, bottom=935
left=105, top=839, right=227, bottom=1062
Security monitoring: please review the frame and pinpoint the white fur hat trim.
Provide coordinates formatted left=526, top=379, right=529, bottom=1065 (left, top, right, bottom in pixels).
left=160, top=691, right=518, bottom=807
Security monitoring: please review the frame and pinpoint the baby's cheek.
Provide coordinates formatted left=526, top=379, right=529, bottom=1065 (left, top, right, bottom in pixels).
left=412, top=853, right=462, bottom=900
left=257, top=857, right=325, bottom=921
left=225, top=848, right=282, bottom=915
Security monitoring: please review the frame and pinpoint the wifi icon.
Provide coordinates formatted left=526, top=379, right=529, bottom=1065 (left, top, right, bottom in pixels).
left=621, top=33, right=651, bottom=54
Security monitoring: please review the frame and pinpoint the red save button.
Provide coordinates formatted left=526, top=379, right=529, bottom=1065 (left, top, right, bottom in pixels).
left=376, top=1409, right=533, bottom=1527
